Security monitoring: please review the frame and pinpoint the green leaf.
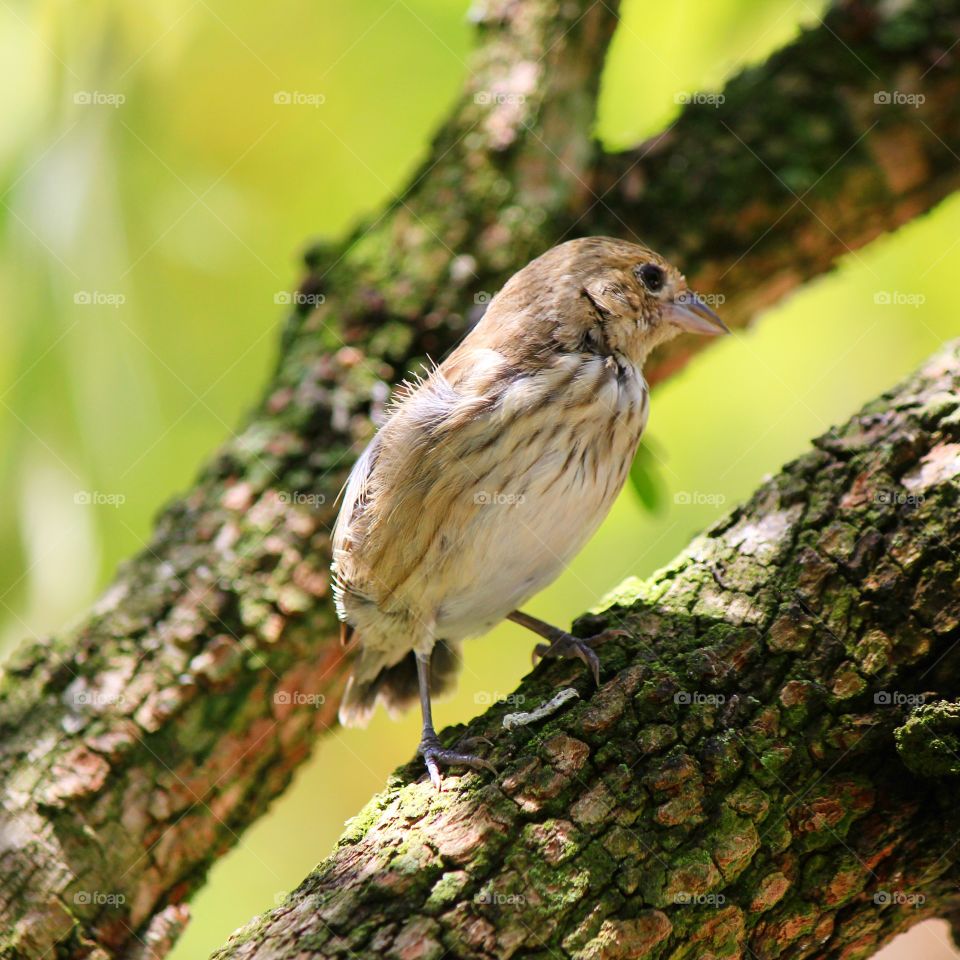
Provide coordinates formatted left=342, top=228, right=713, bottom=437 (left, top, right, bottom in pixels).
left=629, top=437, right=667, bottom=513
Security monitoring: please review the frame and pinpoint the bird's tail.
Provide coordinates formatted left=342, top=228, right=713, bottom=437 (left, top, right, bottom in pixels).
left=338, top=639, right=462, bottom=728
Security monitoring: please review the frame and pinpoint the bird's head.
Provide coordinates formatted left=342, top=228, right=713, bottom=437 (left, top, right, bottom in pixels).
left=567, top=236, right=728, bottom=365
left=458, top=236, right=728, bottom=382
left=488, top=237, right=729, bottom=366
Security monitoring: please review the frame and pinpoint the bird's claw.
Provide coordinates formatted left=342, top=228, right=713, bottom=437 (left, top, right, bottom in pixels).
left=417, top=734, right=496, bottom=791
left=532, top=628, right=626, bottom=686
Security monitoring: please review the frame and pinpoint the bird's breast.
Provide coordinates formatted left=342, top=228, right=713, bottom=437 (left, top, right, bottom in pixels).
left=433, top=357, right=649, bottom=637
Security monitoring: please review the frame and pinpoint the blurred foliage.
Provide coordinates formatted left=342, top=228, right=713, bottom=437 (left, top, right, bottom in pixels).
left=1, top=1, right=957, bottom=957
left=629, top=438, right=668, bottom=513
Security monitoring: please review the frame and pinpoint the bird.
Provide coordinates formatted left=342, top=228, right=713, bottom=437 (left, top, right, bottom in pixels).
left=331, top=236, right=728, bottom=788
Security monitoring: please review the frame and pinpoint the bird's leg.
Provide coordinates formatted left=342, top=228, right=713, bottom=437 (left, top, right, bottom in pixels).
left=415, top=649, right=495, bottom=790
left=508, top=610, right=627, bottom=687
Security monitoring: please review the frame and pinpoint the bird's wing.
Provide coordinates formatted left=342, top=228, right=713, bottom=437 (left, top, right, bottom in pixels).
left=334, top=352, right=514, bottom=613
left=330, top=433, right=381, bottom=620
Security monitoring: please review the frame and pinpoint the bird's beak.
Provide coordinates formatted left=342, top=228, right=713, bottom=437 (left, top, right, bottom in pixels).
left=666, top=291, right=730, bottom=336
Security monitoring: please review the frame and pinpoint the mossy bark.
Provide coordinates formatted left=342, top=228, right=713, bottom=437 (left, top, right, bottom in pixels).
left=213, top=341, right=960, bottom=960
left=1, top=0, right=959, bottom=957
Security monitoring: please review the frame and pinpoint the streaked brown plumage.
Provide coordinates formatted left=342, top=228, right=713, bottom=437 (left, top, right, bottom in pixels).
left=332, top=236, right=727, bottom=787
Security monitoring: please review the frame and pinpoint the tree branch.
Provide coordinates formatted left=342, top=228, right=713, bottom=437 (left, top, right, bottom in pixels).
left=584, top=0, right=960, bottom=383
left=214, top=340, right=960, bottom=960
left=1, top=0, right=958, bottom=955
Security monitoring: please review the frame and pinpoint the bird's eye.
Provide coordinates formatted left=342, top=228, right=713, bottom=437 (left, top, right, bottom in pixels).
left=636, top=263, right=665, bottom=293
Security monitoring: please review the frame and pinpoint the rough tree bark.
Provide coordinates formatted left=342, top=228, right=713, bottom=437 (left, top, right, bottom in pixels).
left=209, top=339, right=960, bottom=959
left=0, top=0, right=958, bottom=957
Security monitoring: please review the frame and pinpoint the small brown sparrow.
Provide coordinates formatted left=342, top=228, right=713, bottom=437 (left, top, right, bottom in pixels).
left=332, top=237, right=727, bottom=787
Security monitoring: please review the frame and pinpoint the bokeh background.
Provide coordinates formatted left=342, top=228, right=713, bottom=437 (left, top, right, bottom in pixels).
left=1, top=0, right=958, bottom=956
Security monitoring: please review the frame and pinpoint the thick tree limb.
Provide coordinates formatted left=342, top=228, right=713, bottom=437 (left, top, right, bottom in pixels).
left=586, top=0, right=960, bottom=381
left=214, top=341, right=960, bottom=960
left=1, top=0, right=958, bottom=956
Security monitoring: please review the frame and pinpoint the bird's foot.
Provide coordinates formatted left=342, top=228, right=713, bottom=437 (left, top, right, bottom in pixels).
left=531, top=628, right=628, bottom=687
left=417, top=733, right=496, bottom=791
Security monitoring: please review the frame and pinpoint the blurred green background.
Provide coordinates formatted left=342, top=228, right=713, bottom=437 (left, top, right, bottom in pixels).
left=1, top=0, right=957, bottom=957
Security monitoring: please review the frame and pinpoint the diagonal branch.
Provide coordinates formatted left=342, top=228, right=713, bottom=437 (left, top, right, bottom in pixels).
left=582, top=0, right=960, bottom=383
left=213, top=340, right=960, bottom=960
